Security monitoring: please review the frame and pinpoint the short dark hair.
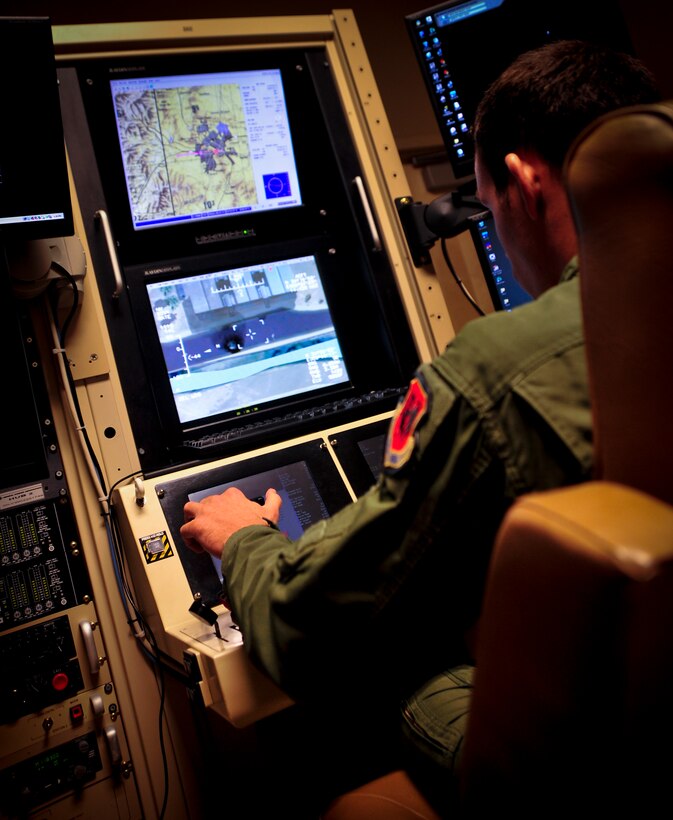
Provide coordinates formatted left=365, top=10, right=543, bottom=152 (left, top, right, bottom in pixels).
left=473, top=40, right=660, bottom=190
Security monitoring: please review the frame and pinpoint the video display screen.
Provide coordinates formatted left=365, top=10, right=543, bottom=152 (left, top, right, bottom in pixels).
left=406, top=0, right=633, bottom=178
left=110, top=67, right=301, bottom=231
left=188, top=459, right=329, bottom=581
left=146, top=253, right=350, bottom=427
left=468, top=211, right=531, bottom=311
left=157, top=439, right=353, bottom=604
left=357, top=433, right=386, bottom=484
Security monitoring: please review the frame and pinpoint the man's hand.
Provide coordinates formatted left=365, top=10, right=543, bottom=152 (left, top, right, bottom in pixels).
left=181, top=487, right=282, bottom=559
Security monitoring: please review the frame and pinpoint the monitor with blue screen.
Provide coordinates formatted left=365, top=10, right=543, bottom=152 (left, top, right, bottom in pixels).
left=468, top=210, right=531, bottom=311
left=405, top=0, right=634, bottom=179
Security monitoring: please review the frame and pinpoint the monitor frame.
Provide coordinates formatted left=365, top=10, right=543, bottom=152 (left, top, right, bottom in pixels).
left=0, top=17, right=73, bottom=242
left=129, top=243, right=356, bottom=439
left=405, top=0, right=635, bottom=179
left=75, top=47, right=357, bottom=266
left=467, top=210, right=531, bottom=312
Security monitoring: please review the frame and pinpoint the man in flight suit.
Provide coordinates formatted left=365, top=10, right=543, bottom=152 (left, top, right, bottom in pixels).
left=181, top=40, right=659, bottom=814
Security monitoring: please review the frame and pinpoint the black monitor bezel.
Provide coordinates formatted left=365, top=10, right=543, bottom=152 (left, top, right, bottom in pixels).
left=125, top=236, right=388, bottom=448
left=0, top=17, right=74, bottom=241
left=75, top=47, right=352, bottom=266
left=405, top=0, right=635, bottom=180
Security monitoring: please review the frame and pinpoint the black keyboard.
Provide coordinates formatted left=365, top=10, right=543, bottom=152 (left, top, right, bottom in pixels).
left=184, top=387, right=404, bottom=450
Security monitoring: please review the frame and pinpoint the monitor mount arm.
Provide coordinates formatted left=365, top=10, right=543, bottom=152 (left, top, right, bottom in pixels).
left=395, top=190, right=487, bottom=267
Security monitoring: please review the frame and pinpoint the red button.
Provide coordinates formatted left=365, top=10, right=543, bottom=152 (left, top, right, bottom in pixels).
left=70, top=704, right=84, bottom=723
left=52, top=672, right=69, bottom=691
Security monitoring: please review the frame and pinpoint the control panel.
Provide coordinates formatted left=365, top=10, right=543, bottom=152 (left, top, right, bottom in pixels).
left=112, top=414, right=390, bottom=727
left=0, top=288, right=139, bottom=818
left=0, top=12, right=447, bottom=817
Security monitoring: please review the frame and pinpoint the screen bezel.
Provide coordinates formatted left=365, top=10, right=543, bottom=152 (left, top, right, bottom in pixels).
left=405, top=0, right=635, bottom=179
left=76, top=47, right=347, bottom=266
left=0, top=17, right=74, bottom=241
left=124, top=234, right=409, bottom=458
left=132, top=242, right=356, bottom=437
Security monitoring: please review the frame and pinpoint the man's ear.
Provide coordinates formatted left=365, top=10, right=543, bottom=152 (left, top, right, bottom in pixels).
left=504, top=152, right=541, bottom=220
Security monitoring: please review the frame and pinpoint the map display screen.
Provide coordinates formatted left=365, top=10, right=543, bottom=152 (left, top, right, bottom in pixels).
left=110, top=68, right=302, bottom=231
left=146, top=253, right=350, bottom=427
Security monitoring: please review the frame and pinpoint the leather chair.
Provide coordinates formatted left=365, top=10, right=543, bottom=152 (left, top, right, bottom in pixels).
left=323, top=102, right=673, bottom=818
left=460, top=101, right=673, bottom=815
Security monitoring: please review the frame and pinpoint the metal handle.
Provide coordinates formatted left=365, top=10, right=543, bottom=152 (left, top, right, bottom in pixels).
left=90, top=693, right=105, bottom=717
left=105, top=726, right=123, bottom=767
left=94, top=209, right=124, bottom=299
left=79, top=619, right=101, bottom=676
left=353, top=175, right=382, bottom=252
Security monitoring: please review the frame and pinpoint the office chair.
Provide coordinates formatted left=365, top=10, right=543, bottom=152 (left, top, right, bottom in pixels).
left=324, top=101, right=673, bottom=818
left=460, top=100, right=673, bottom=814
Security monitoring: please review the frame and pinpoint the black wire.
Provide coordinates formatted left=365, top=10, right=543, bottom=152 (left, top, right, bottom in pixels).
left=103, top=487, right=180, bottom=818
left=49, top=260, right=80, bottom=345
left=106, top=493, right=193, bottom=682
left=47, top=277, right=108, bottom=497
left=440, top=236, right=486, bottom=317
left=46, top=274, right=177, bottom=814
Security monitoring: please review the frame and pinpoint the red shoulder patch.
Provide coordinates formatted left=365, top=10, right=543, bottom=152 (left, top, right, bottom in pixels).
left=384, top=377, right=429, bottom=472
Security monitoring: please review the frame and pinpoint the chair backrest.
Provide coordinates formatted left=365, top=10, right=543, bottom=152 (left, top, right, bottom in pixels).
left=569, top=102, right=673, bottom=504
left=459, top=103, right=673, bottom=815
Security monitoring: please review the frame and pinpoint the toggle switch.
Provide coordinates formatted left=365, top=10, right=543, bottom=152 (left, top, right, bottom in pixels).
left=105, top=725, right=122, bottom=767
left=90, top=693, right=105, bottom=717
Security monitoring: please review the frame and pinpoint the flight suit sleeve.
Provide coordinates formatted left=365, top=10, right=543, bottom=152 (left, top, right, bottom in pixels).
left=220, top=365, right=506, bottom=700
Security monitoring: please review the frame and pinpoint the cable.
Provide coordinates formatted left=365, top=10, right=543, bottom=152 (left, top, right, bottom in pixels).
left=104, top=476, right=193, bottom=683
left=440, top=237, right=486, bottom=317
left=49, top=260, right=80, bottom=345
left=45, top=272, right=181, bottom=816
left=46, top=280, right=109, bottom=511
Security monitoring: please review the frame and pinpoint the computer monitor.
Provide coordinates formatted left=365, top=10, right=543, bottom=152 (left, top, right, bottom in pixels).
left=405, top=0, right=634, bottom=179
left=74, top=47, right=368, bottom=267
left=63, top=45, right=419, bottom=470
left=109, top=66, right=302, bottom=233
left=156, top=440, right=353, bottom=606
left=0, top=17, right=73, bottom=241
left=468, top=210, right=531, bottom=312
left=143, top=252, right=351, bottom=429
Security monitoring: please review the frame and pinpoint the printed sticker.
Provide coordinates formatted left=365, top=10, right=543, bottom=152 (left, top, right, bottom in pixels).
left=140, top=531, right=173, bottom=564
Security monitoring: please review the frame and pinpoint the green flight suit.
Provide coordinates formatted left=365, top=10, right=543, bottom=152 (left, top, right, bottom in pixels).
left=221, top=259, right=591, bottom=737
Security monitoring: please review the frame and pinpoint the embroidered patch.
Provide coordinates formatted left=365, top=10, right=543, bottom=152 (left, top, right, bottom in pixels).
left=384, top=377, right=429, bottom=472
